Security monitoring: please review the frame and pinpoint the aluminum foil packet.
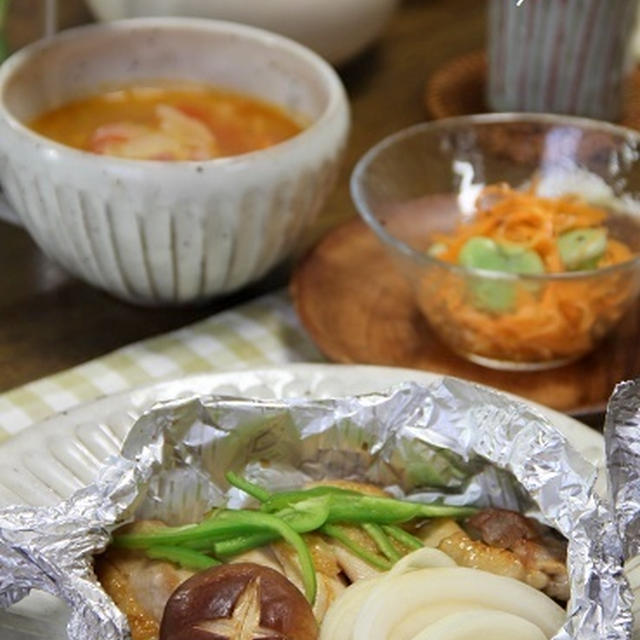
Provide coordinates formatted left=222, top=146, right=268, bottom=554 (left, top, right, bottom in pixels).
left=605, top=379, right=640, bottom=634
left=0, top=378, right=633, bottom=639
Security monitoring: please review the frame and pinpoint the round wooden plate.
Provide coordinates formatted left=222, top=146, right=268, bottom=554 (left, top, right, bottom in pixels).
left=290, top=218, right=640, bottom=414
left=424, top=51, right=640, bottom=129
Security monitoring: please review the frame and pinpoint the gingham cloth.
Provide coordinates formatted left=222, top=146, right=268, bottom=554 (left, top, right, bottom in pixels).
left=0, top=291, right=323, bottom=440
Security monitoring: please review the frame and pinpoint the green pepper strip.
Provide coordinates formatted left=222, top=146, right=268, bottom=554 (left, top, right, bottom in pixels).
left=323, top=495, right=477, bottom=525
left=228, top=512, right=317, bottom=603
left=382, top=525, right=424, bottom=551
left=362, top=523, right=401, bottom=562
left=114, top=517, right=242, bottom=549
left=225, top=471, right=271, bottom=503
left=262, top=489, right=477, bottom=524
left=213, top=531, right=279, bottom=557
left=215, top=497, right=331, bottom=557
left=113, top=508, right=320, bottom=603
left=321, top=524, right=391, bottom=571
left=146, top=546, right=221, bottom=571
left=260, top=486, right=361, bottom=513
left=119, top=498, right=331, bottom=557
left=114, top=498, right=329, bottom=549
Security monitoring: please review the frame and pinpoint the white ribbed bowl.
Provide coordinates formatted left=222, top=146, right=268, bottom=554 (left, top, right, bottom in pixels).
left=0, top=19, right=350, bottom=305
left=85, top=0, right=400, bottom=65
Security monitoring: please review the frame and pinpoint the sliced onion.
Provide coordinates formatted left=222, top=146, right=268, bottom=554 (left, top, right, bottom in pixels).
left=409, top=610, right=547, bottom=640
left=351, top=567, right=565, bottom=640
left=388, top=547, right=457, bottom=576
left=392, top=603, right=486, bottom=640
left=319, top=577, right=383, bottom=640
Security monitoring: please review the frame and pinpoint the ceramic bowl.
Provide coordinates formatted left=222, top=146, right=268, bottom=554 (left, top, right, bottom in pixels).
left=351, top=114, right=640, bottom=371
left=85, top=0, right=400, bottom=65
left=0, top=18, right=350, bottom=305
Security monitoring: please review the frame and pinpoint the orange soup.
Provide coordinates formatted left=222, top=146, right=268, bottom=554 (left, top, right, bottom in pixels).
left=29, top=84, right=304, bottom=161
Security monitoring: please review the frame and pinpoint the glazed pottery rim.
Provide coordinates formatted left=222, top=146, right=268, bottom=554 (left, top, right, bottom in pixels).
left=0, top=17, right=348, bottom=172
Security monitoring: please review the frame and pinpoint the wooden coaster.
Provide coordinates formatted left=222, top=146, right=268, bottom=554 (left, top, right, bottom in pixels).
left=424, top=51, right=640, bottom=129
left=290, top=218, right=640, bottom=414
left=425, top=51, right=488, bottom=120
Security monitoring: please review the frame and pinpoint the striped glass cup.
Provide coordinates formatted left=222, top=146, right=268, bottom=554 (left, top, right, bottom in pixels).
left=488, top=0, right=639, bottom=122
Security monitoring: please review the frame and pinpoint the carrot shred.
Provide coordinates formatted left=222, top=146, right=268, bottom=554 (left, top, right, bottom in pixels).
left=420, top=182, right=637, bottom=362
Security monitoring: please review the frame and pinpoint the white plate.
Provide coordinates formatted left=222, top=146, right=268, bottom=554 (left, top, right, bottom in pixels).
left=0, top=363, right=607, bottom=639
left=0, top=364, right=605, bottom=508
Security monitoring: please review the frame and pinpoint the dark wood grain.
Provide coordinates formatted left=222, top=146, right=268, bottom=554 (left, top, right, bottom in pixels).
left=0, top=0, right=486, bottom=391
left=5, top=0, right=92, bottom=51
left=291, top=218, right=640, bottom=415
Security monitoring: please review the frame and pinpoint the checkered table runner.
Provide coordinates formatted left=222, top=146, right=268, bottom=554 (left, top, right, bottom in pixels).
left=0, top=291, right=322, bottom=440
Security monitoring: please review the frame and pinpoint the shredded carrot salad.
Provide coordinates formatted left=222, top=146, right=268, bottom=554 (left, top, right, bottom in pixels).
left=432, top=182, right=633, bottom=271
left=418, top=182, right=638, bottom=364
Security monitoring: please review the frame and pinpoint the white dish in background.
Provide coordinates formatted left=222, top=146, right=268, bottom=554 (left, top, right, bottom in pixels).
left=85, top=0, right=400, bottom=65
left=0, top=363, right=609, bottom=639
left=0, top=19, right=349, bottom=305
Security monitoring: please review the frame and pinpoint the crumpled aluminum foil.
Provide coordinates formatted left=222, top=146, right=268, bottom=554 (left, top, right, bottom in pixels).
left=0, top=379, right=633, bottom=639
left=606, top=380, right=640, bottom=560
left=605, top=379, right=640, bottom=635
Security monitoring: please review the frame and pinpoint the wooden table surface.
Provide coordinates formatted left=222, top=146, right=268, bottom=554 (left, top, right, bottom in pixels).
left=0, top=0, right=486, bottom=392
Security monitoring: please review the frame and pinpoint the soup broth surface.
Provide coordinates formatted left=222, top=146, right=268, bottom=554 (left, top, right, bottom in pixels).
left=29, top=83, right=304, bottom=161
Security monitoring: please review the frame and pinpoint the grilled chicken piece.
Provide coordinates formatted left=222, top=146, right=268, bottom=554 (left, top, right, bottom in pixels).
left=417, top=518, right=466, bottom=548
left=98, top=522, right=351, bottom=639
left=96, top=549, right=195, bottom=640
left=467, top=509, right=569, bottom=600
left=419, top=511, right=569, bottom=601
left=510, top=537, right=569, bottom=601
left=467, top=508, right=545, bottom=548
left=438, top=532, right=554, bottom=592
left=96, top=521, right=195, bottom=640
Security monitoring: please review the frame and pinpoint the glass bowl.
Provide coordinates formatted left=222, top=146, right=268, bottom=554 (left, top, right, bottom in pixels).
left=351, top=114, right=640, bottom=371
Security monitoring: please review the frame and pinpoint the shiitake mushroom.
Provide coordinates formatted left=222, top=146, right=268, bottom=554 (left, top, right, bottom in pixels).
left=159, top=562, right=318, bottom=640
